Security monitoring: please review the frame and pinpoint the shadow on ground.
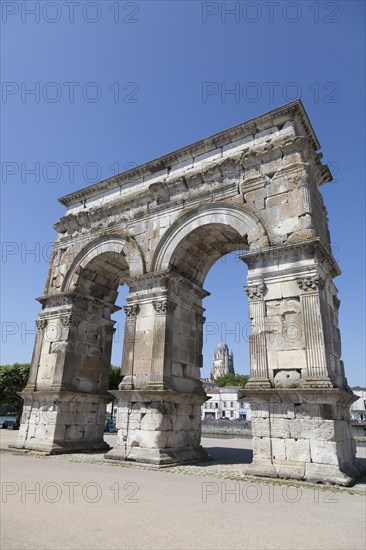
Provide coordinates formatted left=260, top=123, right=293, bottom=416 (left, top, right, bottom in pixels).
left=203, top=446, right=253, bottom=465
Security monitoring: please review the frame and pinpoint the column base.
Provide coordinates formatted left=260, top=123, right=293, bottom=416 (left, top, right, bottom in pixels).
left=243, top=387, right=362, bottom=486
left=105, top=444, right=208, bottom=466
left=10, top=439, right=110, bottom=455
left=245, top=378, right=272, bottom=390
left=302, top=376, right=335, bottom=389
left=244, top=458, right=365, bottom=486
left=15, top=390, right=110, bottom=455
left=105, top=389, right=208, bottom=466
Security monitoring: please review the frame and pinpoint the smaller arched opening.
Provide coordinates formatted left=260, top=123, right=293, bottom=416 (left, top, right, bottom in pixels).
left=67, top=251, right=129, bottom=393
left=61, top=236, right=144, bottom=398
left=63, top=235, right=144, bottom=294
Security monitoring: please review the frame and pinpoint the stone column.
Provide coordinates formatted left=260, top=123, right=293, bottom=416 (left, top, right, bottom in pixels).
left=120, top=304, right=140, bottom=389
left=51, top=314, right=81, bottom=391
left=100, top=324, right=117, bottom=392
left=23, top=319, right=48, bottom=391
left=244, top=284, right=271, bottom=388
left=297, top=275, right=333, bottom=387
left=195, top=313, right=206, bottom=371
left=149, top=299, right=176, bottom=390
left=299, top=181, right=312, bottom=214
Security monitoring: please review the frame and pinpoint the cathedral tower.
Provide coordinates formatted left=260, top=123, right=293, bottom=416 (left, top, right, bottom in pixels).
left=210, top=342, right=235, bottom=381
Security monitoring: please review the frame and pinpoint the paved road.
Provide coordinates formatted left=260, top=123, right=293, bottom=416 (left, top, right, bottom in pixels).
left=1, top=434, right=365, bottom=550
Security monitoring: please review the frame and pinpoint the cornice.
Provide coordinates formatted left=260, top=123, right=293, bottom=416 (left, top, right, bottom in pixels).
left=238, top=238, right=341, bottom=279
left=36, top=291, right=122, bottom=313
left=58, top=101, right=323, bottom=208
left=121, top=268, right=210, bottom=299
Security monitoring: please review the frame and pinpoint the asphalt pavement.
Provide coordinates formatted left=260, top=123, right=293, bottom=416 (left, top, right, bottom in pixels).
left=1, top=431, right=365, bottom=550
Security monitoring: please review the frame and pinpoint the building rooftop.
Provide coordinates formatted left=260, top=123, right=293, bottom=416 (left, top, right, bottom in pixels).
left=204, top=386, right=246, bottom=394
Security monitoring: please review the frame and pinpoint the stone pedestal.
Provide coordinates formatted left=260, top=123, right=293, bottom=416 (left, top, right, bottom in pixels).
left=13, top=390, right=110, bottom=454
left=244, top=388, right=362, bottom=486
left=105, top=390, right=208, bottom=465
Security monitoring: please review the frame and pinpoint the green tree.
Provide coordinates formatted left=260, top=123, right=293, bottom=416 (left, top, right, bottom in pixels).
left=108, top=366, right=122, bottom=420
left=109, top=366, right=122, bottom=390
left=0, top=363, right=30, bottom=424
left=215, top=373, right=249, bottom=387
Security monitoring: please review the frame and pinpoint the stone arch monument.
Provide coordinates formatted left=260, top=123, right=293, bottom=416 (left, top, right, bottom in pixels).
left=16, top=101, right=360, bottom=484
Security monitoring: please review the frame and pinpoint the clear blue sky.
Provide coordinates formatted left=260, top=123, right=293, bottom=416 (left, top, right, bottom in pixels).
left=1, top=1, right=365, bottom=386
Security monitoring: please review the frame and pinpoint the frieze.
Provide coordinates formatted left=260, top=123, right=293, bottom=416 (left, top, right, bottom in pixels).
left=122, top=269, right=210, bottom=300
left=239, top=238, right=340, bottom=279
left=36, top=291, right=122, bottom=313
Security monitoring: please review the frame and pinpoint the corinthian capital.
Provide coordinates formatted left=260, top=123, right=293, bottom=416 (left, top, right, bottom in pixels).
left=60, top=315, right=80, bottom=328
left=153, top=300, right=177, bottom=315
left=35, top=319, right=48, bottom=331
left=297, top=275, right=324, bottom=293
left=244, top=284, right=266, bottom=301
left=123, top=304, right=140, bottom=319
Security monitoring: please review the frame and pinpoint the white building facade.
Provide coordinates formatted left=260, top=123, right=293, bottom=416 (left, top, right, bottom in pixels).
left=350, top=387, right=366, bottom=421
left=201, top=383, right=251, bottom=421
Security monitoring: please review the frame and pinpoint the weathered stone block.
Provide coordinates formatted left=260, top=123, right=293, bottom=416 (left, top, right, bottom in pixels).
left=310, top=440, right=339, bottom=466
left=140, top=412, right=167, bottom=431
left=304, top=463, right=353, bottom=486
left=271, top=438, right=286, bottom=460
left=292, top=418, right=343, bottom=441
left=266, top=193, right=288, bottom=209
left=277, top=349, right=307, bottom=370
left=269, top=403, right=295, bottom=419
left=276, top=461, right=305, bottom=480
left=274, top=369, right=301, bottom=387
left=269, top=418, right=290, bottom=438
left=252, top=437, right=271, bottom=459
left=251, top=417, right=270, bottom=437
left=285, top=438, right=311, bottom=462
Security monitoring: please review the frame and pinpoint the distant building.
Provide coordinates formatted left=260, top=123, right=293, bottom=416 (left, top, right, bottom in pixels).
left=210, top=342, right=234, bottom=381
left=350, top=386, right=366, bottom=421
left=201, top=380, right=251, bottom=421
